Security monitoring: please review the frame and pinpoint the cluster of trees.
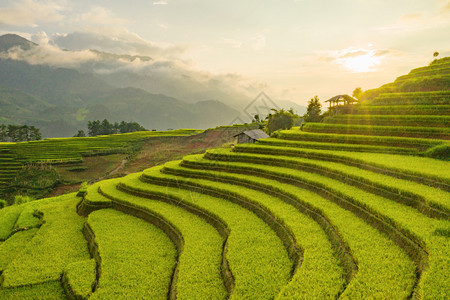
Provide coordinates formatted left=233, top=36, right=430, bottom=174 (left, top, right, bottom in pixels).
left=261, top=87, right=365, bottom=134
left=0, top=124, right=41, bottom=142
left=75, top=119, right=148, bottom=137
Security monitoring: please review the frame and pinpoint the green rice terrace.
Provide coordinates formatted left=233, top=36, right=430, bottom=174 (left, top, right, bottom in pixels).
left=0, top=59, right=449, bottom=299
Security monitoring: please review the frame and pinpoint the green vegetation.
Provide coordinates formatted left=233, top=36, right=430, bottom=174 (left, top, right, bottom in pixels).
left=0, top=124, right=41, bottom=142
left=235, top=143, right=450, bottom=186
left=122, top=170, right=293, bottom=299
left=303, top=95, right=323, bottom=122
left=162, top=156, right=348, bottom=298
left=87, top=209, right=177, bottom=299
left=301, top=123, right=450, bottom=139
left=1, top=194, right=90, bottom=287
left=0, top=229, right=38, bottom=273
left=170, top=155, right=417, bottom=298
left=63, top=259, right=96, bottom=299
left=266, top=109, right=297, bottom=134
left=258, top=137, right=420, bottom=154
left=191, top=149, right=450, bottom=298
left=87, top=119, right=147, bottom=136
left=365, top=91, right=450, bottom=105
left=0, top=58, right=448, bottom=298
left=424, top=144, right=450, bottom=160
left=349, top=104, right=450, bottom=115
left=0, top=281, right=66, bottom=299
left=276, top=129, right=444, bottom=150
left=324, top=114, right=450, bottom=127
left=0, top=205, right=23, bottom=240
left=96, top=176, right=228, bottom=299
left=209, top=148, right=450, bottom=215
left=0, top=128, right=202, bottom=198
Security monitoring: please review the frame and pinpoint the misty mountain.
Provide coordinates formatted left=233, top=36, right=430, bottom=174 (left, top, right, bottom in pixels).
left=0, top=34, right=36, bottom=53
left=0, top=59, right=113, bottom=107
left=0, top=34, right=245, bottom=137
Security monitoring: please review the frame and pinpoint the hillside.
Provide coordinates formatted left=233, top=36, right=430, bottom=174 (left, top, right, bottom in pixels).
left=0, top=34, right=245, bottom=137
left=361, top=57, right=450, bottom=101
left=0, top=59, right=448, bottom=298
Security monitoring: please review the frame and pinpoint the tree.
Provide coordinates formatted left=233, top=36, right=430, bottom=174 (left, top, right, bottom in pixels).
left=352, top=87, right=363, bottom=99
left=88, top=120, right=101, bottom=136
left=74, top=130, right=86, bottom=137
left=87, top=119, right=147, bottom=136
left=303, top=96, right=322, bottom=122
left=433, top=51, right=439, bottom=58
left=266, top=108, right=295, bottom=134
left=29, top=126, right=42, bottom=141
left=0, top=125, right=7, bottom=142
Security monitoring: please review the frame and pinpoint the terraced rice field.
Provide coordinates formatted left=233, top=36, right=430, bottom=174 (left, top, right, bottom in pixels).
left=0, top=129, right=201, bottom=191
left=0, top=66, right=448, bottom=298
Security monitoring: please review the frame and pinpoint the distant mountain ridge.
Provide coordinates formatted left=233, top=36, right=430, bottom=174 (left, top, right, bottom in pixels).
left=0, top=34, right=36, bottom=52
left=0, top=34, right=244, bottom=137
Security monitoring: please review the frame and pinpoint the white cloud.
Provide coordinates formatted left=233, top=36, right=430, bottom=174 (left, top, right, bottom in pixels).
left=77, top=6, right=128, bottom=26
left=0, top=0, right=65, bottom=27
left=0, top=40, right=100, bottom=68
left=153, top=1, right=168, bottom=5
left=51, top=28, right=187, bottom=58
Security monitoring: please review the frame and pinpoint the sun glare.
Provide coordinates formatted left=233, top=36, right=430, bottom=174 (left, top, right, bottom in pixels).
left=337, top=51, right=382, bottom=73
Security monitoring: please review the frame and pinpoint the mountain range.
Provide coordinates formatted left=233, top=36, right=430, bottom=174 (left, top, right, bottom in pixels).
left=0, top=34, right=305, bottom=137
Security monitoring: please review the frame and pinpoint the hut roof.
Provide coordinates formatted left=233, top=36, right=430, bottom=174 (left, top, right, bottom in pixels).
left=234, top=129, right=269, bottom=140
left=325, top=94, right=358, bottom=103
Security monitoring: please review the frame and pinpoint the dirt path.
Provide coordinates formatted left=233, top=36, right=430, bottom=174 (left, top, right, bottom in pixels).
left=91, top=158, right=128, bottom=183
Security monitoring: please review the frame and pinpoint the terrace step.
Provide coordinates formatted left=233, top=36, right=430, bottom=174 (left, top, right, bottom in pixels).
left=226, top=148, right=450, bottom=217
left=160, top=157, right=418, bottom=298
left=275, top=129, right=443, bottom=151
left=301, top=123, right=450, bottom=139
left=154, top=159, right=351, bottom=298
left=323, top=115, right=450, bottom=128
left=237, top=142, right=450, bottom=191
left=1, top=195, right=90, bottom=288
left=188, top=151, right=450, bottom=298
left=96, top=177, right=229, bottom=299
left=86, top=209, right=177, bottom=299
left=348, top=105, right=450, bottom=115
left=119, top=170, right=294, bottom=299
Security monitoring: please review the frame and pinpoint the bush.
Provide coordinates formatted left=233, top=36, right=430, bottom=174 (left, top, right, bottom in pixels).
left=0, top=199, right=7, bottom=209
left=266, top=109, right=296, bottom=134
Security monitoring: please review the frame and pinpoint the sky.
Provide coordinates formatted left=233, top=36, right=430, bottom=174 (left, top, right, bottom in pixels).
left=0, top=0, right=449, bottom=106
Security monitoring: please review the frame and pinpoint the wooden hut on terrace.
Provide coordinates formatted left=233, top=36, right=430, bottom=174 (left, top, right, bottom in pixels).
left=234, top=129, right=269, bottom=144
left=325, top=94, right=358, bottom=109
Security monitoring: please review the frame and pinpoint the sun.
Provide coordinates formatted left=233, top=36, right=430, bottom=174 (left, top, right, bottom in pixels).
left=337, top=51, right=382, bottom=73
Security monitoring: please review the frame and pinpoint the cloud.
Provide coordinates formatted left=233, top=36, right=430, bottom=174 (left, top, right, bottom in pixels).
left=0, top=0, right=65, bottom=27
left=153, top=1, right=168, bottom=5
left=51, top=29, right=186, bottom=58
left=77, top=6, right=128, bottom=26
left=319, top=47, right=402, bottom=73
left=0, top=35, right=100, bottom=68
left=0, top=29, right=258, bottom=107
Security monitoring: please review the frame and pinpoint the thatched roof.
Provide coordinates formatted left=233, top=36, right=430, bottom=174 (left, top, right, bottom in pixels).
left=325, top=94, right=358, bottom=103
left=234, top=129, right=269, bottom=140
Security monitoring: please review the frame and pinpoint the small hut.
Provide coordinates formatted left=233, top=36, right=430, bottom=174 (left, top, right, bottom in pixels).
left=234, top=129, right=269, bottom=144
left=325, top=94, right=358, bottom=109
